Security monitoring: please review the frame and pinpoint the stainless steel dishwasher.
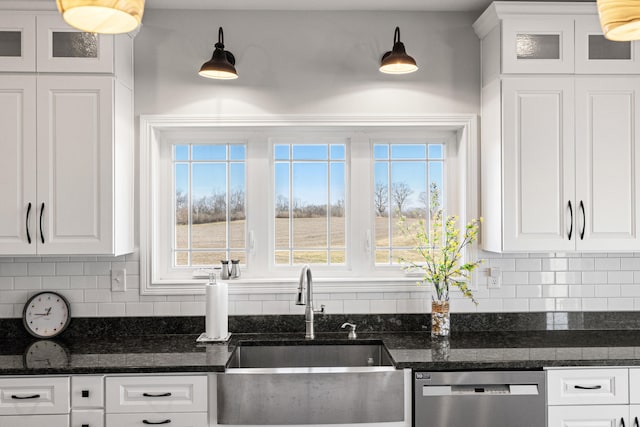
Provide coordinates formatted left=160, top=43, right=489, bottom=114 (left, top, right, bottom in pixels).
left=414, top=370, right=546, bottom=427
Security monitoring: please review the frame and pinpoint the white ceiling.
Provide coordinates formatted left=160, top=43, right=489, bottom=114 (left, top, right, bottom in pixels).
left=146, top=0, right=594, bottom=13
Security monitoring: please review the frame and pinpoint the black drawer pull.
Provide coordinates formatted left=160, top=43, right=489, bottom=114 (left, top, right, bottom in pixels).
left=142, top=392, right=172, bottom=397
left=11, top=394, right=40, bottom=399
left=82, top=424, right=89, bottom=427
left=574, top=384, right=602, bottom=390
left=142, top=420, right=171, bottom=425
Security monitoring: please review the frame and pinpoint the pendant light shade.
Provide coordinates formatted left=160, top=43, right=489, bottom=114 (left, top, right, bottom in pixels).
left=597, top=0, right=640, bottom=41
left=199, top=27, right=238, bottom=80
left=380, top=27, right=418, bottom=74
left=56, top=0, right=144, bottom=34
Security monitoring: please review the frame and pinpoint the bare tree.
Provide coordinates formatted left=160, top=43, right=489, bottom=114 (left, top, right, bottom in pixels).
left=374, top=182, right=388, bottom=217
left=392, top=182, right=413, bottom=215
left=429, top=181, right=442, bottom=220
left=175, top=190, right=188, bottom=224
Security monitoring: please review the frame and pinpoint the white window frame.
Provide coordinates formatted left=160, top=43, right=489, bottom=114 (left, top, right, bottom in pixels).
left=140, top=115, right=478, bottom=296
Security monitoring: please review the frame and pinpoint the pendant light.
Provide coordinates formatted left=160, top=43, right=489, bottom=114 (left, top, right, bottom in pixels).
left=597, top=0, right=640, bottom=41
left=199, top=27, right=238, bottom=80
left=380, top=27, right=418, bottom=74
left=56, top=0, right=144, bottom=34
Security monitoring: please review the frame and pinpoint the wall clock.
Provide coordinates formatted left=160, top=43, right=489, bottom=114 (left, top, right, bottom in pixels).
left=22, top=291, right=71, bottom=338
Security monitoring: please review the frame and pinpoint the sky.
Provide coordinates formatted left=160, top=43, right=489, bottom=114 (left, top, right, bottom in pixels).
left=173, top=143, right=444, bottom=209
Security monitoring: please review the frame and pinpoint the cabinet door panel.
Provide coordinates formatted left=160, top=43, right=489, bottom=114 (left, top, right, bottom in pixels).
left=35, top=14, right=113, bottom=73
left=502, top=78, right=575, bottom=251
left=575, top=78, right=640, bottom=251
left=575, top=16, right=640, bottom=74
left=0, top=15, right=36, bottom=72
left=36, top=76, right=113, bottom=254
left=502, top=17, right=574, bottom=74
left=1, top=415, right=69, bottom=427
left=0, top=76, right=37, bottom=254
left=548, top=405, right=628, bottom=427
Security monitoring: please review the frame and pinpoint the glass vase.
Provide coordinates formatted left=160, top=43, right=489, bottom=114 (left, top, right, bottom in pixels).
left=431, top=300, right=450, bottom=337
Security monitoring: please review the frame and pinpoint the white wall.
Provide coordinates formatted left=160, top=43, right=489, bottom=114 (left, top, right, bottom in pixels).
left=133, top=10, right=480, bottom=116
left=2, top=9, right=637, bottom=318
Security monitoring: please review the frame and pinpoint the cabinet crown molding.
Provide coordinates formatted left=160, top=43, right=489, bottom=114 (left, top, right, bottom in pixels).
left=474, top=1, right=598, bottom=38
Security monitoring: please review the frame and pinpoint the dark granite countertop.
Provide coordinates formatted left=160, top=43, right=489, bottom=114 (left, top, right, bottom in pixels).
left=4, top=329, right=640, bottom=375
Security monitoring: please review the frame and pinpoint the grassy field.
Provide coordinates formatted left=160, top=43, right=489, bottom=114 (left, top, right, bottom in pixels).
left=175, top=216, right=425, bottom=265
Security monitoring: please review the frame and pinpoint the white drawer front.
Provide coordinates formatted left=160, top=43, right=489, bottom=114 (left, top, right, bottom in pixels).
left=1, top=414, right=69, bottom=427
left=0, top=376, right=70, bottom=415
left=547, top=368, right=629, bottom=405
left=630, top=368, right=640, bottom=403
left=72, top=409, right=104, bottom=427
left=105, top=376, right=207, bottom=413
left=106, top=412, right=207, bottom=427
left=72, top=376, right=105, bottom=408
left=548, top=405, right=628, bottom=427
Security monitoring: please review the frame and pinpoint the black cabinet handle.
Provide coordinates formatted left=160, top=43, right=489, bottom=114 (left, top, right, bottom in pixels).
left=82, top=390, right=90, bottom=398
left=82, top=424, right=89, bottom=427
left=634, top=416, right=638, bottom=427
left=574, top=384, right=602, bottom=390
left=11, top=394, right=40, bottom=399
left=567, top=200, right=573, bottom=240
left=622, top=418, right=626, bottom=427
left=142, top=420, right=171, bottom=425
left=580, top=200, right=586, bottom=240
left=39, top=202, right=45, bottom=244
left=142, top=392, right=172, bottom=397
left=26, top=202, right=32, bottom=244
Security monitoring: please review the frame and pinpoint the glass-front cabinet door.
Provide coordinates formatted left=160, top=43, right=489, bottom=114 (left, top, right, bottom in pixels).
left=0, top=15, right=36, bottom=72
left=502, top=17, right=574, bottom=74
left=36, top=14, right=113, bottom=73
left=575, top=16, right=640, bottom=74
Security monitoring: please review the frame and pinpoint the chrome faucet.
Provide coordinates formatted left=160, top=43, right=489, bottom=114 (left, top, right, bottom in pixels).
left=295, top=264, right=325, bottom=339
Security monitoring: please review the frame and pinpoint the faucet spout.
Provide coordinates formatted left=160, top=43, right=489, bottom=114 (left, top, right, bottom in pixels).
left=295, top=264, right=324, bottom=339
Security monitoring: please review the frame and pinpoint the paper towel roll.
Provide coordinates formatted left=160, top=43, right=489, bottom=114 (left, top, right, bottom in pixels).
left=206, top=281, right=228, bottom=339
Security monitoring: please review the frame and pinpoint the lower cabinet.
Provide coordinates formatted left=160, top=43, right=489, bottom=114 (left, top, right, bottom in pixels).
left=0, top=374, right=208, bottom=427
left=547, top=368, right=640, bottom=427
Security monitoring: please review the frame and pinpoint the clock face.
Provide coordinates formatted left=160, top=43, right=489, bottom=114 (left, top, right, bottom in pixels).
left=24, top=340, right=70, bottom=369
left=23, top=292, right=71, bottom=338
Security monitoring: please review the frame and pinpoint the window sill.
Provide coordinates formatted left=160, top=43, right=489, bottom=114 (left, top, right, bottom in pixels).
left=142, top=276, right=428, bottom=296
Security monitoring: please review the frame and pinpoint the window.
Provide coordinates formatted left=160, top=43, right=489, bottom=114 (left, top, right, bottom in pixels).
left=173, top=143, right=246, bottom=267
left=373, top=142, right=445, bottom=265
left=273, top=141, right=346, bottom=266
left=140, top=116, right=477, bottom=295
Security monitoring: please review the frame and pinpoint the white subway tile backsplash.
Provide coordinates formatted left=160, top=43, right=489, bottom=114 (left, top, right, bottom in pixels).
left=595, top=258, right=621, bottom=271
left=608, top=271, right=634, bottom=284
left=595, top=284, right=621, bottom=297
left=2, top=250, right=640, bottom=318
left=568, top=258, right=595, bottom=271
left=542, top=258, right=568, bottom=271
left=14, top=276, right=42, bottom=290
left=0, top=263, right=27, bottom=277
left=262, top=301, right=290, bottom=315
left=370, top=299, right=397, bottom=313
left=27, top=263, right=55, bottom=276
left=515, top=259, right=541, bottom=272
left=98, top=303, right=126, bottom=317
left=56, top=263, right=84, bottom=276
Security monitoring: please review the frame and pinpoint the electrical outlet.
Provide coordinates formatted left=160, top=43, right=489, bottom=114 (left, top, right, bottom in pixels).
left=111, top=268, right=126, bottom=292
left=487, top=267, right=501, bottom=289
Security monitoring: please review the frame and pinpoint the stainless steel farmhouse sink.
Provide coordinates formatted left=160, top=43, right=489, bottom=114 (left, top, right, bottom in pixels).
left=216, top=342, right=406, bottom=425
left=226, top=342, right=395, bottom=368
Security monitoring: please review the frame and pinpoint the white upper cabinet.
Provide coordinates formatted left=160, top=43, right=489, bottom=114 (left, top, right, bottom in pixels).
left=475, top=2, right=640, bottom=252
left=0, top=12, right=124, bottom=74
left=0, top=10, right=134, bottom=256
